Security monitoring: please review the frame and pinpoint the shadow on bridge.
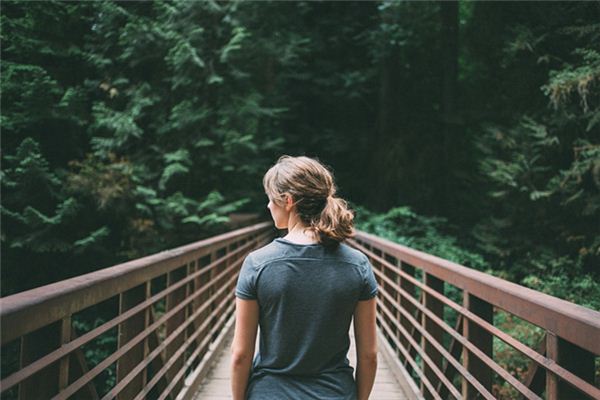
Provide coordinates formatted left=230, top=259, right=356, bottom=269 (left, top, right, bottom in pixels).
left=1, top=222, right=599, bottom=399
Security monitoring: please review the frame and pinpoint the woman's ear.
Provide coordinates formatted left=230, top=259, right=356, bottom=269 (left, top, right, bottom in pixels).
left=284, top=193, right=294, bottom=212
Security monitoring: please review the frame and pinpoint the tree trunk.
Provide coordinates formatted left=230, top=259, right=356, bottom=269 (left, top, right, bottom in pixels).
left=439, top=0, right=459, bottom=215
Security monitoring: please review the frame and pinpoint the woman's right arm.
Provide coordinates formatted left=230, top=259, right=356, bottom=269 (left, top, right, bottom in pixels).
left=354, top=297, right=378, bottom=400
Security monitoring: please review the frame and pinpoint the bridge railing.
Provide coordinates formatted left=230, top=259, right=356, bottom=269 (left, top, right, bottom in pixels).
left=348, top=230, right=600, bottom=400
left=0, top=221, right=274, bottom=400
left=4, top=222, right=598, bottom=400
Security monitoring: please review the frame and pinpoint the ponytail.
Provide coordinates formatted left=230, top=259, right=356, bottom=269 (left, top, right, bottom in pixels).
left=263, top=155, right=356, bottom=247
left=310, top=195, right=356, bottom=247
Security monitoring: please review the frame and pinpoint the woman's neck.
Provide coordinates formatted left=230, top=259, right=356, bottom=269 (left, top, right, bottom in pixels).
left=285, top=226, right=319, bottom=244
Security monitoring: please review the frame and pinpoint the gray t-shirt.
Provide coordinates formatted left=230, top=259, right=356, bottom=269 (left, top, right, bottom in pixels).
left=235, top=236, right=379, bottom=400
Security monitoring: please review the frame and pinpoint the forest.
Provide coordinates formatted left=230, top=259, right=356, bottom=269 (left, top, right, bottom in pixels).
left=3, top=0, right=598, bottom=306
left=1, top=1, right=599, bottom=397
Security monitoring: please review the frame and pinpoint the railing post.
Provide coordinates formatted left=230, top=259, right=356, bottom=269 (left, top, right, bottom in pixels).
left=546, top=332, right=559, bottom=400
left=546, top=331, right=595, bottom=399
left=422, top=273, right=444, bottom=399
left=400, top=262, right=417, bottom=376
left=227, top=240, right=240, bottom=297
left=166, top=265, right=187, bottom=396
left=19, top=321, right=61, bottom=399
left=185, top=259, right=197, bottom=365
left=383, top=254, right=399, bottom=340
left=462, top=292, right=493, bottom=399
left=217, top=243, right=234, bottom=334
left=143, top=281, right=151, bottom=387
left=117, top=283, right=146, bottom=400
left=58, top=316, right=71, bottom=391
left=193, top=253, right=212, bottom=363
left=209, top=249, right=222, bottom=339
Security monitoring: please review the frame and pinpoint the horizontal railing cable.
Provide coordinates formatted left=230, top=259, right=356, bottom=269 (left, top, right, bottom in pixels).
left=1, top=221, right=274, bottom=400
left=376, top=296, right=463, bottom=400
left=349, top=233, right=600, bottom=355
left=1, top=222, right=273, bottom=346
left=99, top=269, right=238, bottom=400
left=155, top=299, right=236, bottom=400
left=373, top=261, right=541, bottom=400
left=6, top=222, right=598, bottom=400
left=49, top=233, right=271, bottom=400
left=131, top=233, right=271, bottom=400
left=1, top=230, right=271, bottom=393
left=377, top=285, right=502, bottom=400
left=376, top=310, right=442, bottom=400
left=351, top=238, right=600, bottom=399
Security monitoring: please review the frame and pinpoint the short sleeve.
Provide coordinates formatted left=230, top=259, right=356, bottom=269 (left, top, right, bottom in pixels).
left=358, top=257, right=378, bottom=301
left=235, top=254, right=257, bottom=300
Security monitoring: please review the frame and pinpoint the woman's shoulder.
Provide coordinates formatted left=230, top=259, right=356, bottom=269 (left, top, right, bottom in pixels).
left=246, top=239, right=367, bottom=269
left=243, top=240, right=286, bottom=269
left=335, top=241, right=369, bottom=265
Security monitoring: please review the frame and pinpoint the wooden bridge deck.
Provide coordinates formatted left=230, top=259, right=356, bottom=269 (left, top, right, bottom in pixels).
left=191, top=322, right=411, bottom=399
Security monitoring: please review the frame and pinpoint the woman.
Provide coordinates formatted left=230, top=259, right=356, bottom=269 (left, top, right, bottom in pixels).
left=230, top=155, right=379, bottom=400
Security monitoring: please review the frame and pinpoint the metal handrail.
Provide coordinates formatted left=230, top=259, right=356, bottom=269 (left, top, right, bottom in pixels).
left=0, top=221, right=275, bottom=400
left=348, top=230, right=600, bottom=400
left=2, top=222, right=598, bottom=400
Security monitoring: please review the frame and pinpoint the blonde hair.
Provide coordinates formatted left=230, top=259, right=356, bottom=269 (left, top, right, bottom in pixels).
left=263, top=155, right=355, bottom=247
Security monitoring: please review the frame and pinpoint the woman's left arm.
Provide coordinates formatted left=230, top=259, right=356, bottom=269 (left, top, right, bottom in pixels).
left=230, top=297, right=259, bottom=400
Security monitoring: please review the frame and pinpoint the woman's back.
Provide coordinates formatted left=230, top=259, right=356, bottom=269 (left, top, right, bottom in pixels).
left=235, top=237, right=378, bottom=399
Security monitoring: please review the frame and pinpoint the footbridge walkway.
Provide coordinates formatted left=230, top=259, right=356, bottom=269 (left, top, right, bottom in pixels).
left=1, top=222, right=599, bottom=400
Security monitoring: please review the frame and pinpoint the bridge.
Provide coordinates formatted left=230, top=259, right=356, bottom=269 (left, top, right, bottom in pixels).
left=1, top=221, right=599, bottom=399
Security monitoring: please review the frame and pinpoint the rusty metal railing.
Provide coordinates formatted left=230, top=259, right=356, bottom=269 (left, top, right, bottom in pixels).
left=348, top=230, right=600, bottom=400
left=3, top=222, right=598, bottom=400
left=0, top=221, right=274, bottom=400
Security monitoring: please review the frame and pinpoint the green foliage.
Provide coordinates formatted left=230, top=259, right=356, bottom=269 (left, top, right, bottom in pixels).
left=1, top=0, right=291, bottom=295
left=89, top=102, right=144, bottom=155
left=159, top=149, right=191, bottom=191
left=0, top=62, right=63, bottom=130
left=352, top=203, right=486, bottom=271
left=470, top=2, right=599, bottom=311
left=520, top=251, right=600, bottom=311
left=73, top=227, right=111, bottom=250
left=2, top=138, right=78, bottom=253
left=542, top=47, right=600, bottom=117
left=66, top=152, right=134, bottom=210
left=1, top=0, right=596, bottom=322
